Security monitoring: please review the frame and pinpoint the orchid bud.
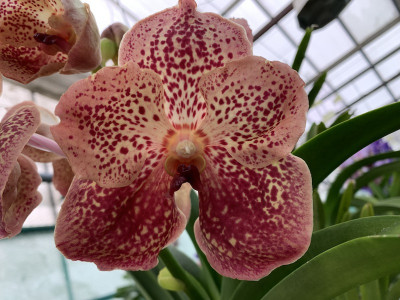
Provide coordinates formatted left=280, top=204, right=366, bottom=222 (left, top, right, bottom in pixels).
left=101, top=22, right=129, bottom=47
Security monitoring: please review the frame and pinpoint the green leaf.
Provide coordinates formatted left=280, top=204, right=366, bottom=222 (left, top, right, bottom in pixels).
left=329, top=110, right=353, bottom=127
left=368, top=181, right=385, bottom=199
left=169, top=247, right=203, bottom=286
left=313, top=190, right=325, bottom=231
left=262, top=236, right=400, bottom=300
left=306, top=122, right=327, bottom=140
left=292, top=27, right=313, bottom=72
left=186, top=191, right=220, bottom=300
left=386, top=276, right=400, bottom=300
left=389, top=172, right=400, bottom=197
left=336, top=181, right=355, bottom=224
left=220, top=278, right=241, bottom=300
left=355, top=161, right=400, bottom=191
left=360, top=203, right=375, bottom=218
left=230, top=216, right=400, bottom=300
left=128, top=271, right=176, bottom=300
left=159, top=248, right=210, bottom=300
left=325, top=151, right=400, bottom=223
left=308, top=71, right=327, bottom=107
left=293, top=102, right=400, bottom=188
left=360, top=280, right=381, bottom=300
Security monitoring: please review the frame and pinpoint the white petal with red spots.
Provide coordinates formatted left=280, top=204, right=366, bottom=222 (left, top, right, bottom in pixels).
left=198, top=56, right=308, bottom=168
left=52, top=62, right=173, bottom=188
left=119, top=0, right=252, bottom=128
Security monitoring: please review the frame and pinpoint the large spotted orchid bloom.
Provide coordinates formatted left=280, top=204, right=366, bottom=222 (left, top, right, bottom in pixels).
left=51, top=0, right=312, bottom=280
left=0, top=0, right=101, bottom=84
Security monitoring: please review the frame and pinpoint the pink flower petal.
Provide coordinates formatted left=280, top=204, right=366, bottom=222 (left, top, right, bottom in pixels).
left=3, top=102, right=62, bottom=162
left=230, top=18, right=253, bottom=46
left=0, top=45, right=67, bottom=83
left=173, top=182, right=192, bottom=222
left=52, top=61, right=172, bottom=188
left=198, top=56, right=308, bottom=168
left=1, top=155, right=42, bottom=238
left=0, top=106, right=42, bottom=238
left=119, top=0, right=252, bottom=129
left=194, top=147, right=312, bottom=280
left=0, top=0, right=100, bottom=83
left=52, top=158, right=74, bottom=197
left=55, top=162, right=186, bottom=270
left=60, top=1, right=101, bottom=74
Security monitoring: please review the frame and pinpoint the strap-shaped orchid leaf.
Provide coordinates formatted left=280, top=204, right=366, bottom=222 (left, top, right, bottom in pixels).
left=325, top=151, right=400, bottom=222
left=293, top=102, right=400, bottom=188
left=355, top=161, right=400, bottom=192
left=229, top=216, right=400, bottom=300
left=262, top=236, right=400, bottom=300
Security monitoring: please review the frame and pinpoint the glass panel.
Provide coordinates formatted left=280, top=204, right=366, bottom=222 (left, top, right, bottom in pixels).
left=257, top=0, right=292, bottom=16
left=279, top=10, right=305, bottom=44
left=340, top=0, right=398, bottom=43
left=388, top=76, right=400, bottom=99
left=255, top=26, right=295, bottom=64
left=226, top=0, right=271, bottom=33
left=364, top=23, right=400, bottom=62
left=351, top=87, right=392, bottom=116
left=376, top=50, right=400, bottom=81
left=306, top=20, right=355, bottom=70
left=326, top=52, right=369, bottom=89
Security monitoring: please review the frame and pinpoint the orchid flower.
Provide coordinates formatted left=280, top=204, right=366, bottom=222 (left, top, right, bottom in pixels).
left=0, top=104, right=42, bottom=238
left=50, top=0, right=312, bottom=280
left=3, top=101, right=74, bottom=196
left=0, top=0, right=101, bottom=84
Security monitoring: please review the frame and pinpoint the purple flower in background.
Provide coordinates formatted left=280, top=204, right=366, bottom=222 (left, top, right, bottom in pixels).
left=342, top=139, right=393, bottom=169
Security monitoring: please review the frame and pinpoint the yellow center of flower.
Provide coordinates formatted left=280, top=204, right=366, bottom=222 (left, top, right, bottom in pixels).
left=164, top=132, right=206, bottom=176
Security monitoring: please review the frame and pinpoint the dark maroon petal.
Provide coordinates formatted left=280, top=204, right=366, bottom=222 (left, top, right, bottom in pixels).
left=194, top=147, right=312, bottom=280
left=55, top=162, right=187, bottom=270
left=119, top=0, right=252, bottom=129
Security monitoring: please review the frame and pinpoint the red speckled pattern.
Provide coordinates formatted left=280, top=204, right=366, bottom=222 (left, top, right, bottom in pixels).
left=51, top=0, right=312, bottom=278
left=52, top=62, right=172, bottom=188
left=198, top=56, right=308, bottom=168
left=55, top=162, right=187, bottom=270
left=0, top=0, right=100, bottom=83
left=195, top=149, right=312, bottom=280
left=5, top=101, right=61, bottom=162
left=0, top=106, right=42, bottom=238
left=119, top=0, right=252, bottom=128
left=52, top=158, right=74, bottom=196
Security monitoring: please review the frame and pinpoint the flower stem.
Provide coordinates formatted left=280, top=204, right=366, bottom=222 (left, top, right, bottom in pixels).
left=27, top=133, right=66, bottom=157
left=159, top=248, right=211, bottom=300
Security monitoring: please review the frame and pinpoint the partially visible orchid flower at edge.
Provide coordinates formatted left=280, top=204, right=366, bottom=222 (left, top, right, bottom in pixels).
left=0, top=0, right=101, bottom=84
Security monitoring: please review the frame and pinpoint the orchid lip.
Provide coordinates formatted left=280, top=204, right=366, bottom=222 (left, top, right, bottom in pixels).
left=34, top=33, right=72, bottom=54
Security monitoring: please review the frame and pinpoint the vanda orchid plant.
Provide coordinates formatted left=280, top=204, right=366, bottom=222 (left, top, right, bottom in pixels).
left=2, top=0, right=400, bottom=299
